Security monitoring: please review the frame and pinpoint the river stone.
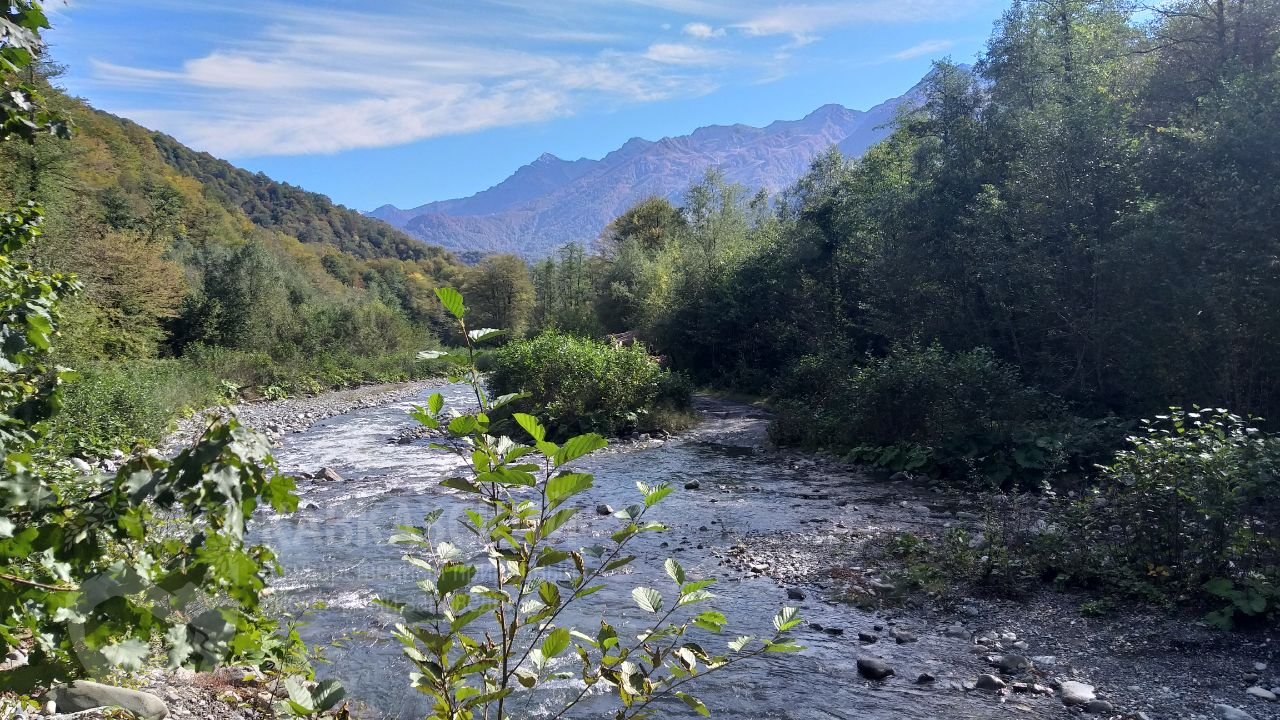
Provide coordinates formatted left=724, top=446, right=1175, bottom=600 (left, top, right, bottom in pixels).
left=975, top=674, right=1006, bottom=692
left=856, top=657, right=894, bottom=681
left=319, top=466, right=343, bottom=482
left=916, top=673, right=936, bottom=684
left=1059, top=681, right=1096, bottom=706
left=786, top=588, right=805, bottom=601
left=890, top=628, right=917, bottom=644
left=1084, top=700, right=1114, bottom=714
left=858, top=632, right=878, bottom=643
left=943, top=624, right=969, bottom=640
left=684, top=480, right=701, bottom=490
left=1246, top=686, right=1277, bottom=701
left=595, top=504, right=614, bottom=515
left=993, top=654, right=1032, bottom=674
left=46, top=681, right=168, bottom=719
left=1214, top=705, right=1256, bottom=720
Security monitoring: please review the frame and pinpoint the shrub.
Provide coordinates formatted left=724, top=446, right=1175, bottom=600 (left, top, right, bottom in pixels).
left=769, top=343, right=1118, bottom=488
left=489, top=331, right=692, bottom=439
left=1047, top=408, right=1280, bottom=627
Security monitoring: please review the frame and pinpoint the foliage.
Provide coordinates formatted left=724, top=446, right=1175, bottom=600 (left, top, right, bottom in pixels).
left=489, top=331, right=691, bottom=440
left=383, top=288, right=801, bottom=719
left=770, top=344, right=1113, bottom=489
left=0, top=202, right=309, bottom=691
left=1045, top=409, right=1280, bottom=627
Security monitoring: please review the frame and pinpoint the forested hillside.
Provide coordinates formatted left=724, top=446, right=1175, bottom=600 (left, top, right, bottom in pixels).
left=0, top=69, right=464, bottom=453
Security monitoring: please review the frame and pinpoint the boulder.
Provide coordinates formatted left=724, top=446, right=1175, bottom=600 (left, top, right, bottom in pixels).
left=1084, top=700, right=1114, bottom=714
left=595, top=504, right=614, bottom=515
left=1059, top=681, right=1096, bottom=706
left=856, top=657, right=895, bottom=681
left=891, top=628, right=918, bottom=644
left=858, top=632, right=878, bottom=644
left=319, top=466, right=344, bottom=482
left=786, top=588, right=805, bottom=601
left=684, top=480, right=701, bottom=490
left=916, top=673, right=936, bottom=684
left=46, top=681, right=168, bottom=720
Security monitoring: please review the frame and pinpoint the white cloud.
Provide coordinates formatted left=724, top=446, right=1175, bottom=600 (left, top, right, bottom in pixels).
left=891, top=39, right=956, bottom=61
left=644, top=42, right=728, bottom=65
left=734, top=1, right=981, bottom=43
left=683, top=22, right=726, bottom=39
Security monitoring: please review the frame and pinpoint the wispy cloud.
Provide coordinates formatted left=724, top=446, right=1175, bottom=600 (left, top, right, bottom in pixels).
left=891, top=38, right=956, bottom=60
left=683, top=22, right=726, bottom=39
left=71, top=0, right=989, bottom=157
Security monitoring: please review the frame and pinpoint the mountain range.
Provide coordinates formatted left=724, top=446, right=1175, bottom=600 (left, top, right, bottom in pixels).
left=368, top=72, right=932, bottom=259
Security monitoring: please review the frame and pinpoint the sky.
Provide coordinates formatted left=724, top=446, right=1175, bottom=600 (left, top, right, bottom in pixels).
left=43, top=0, right=1012, bottom=211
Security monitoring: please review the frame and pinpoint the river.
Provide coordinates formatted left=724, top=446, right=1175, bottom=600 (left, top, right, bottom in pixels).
left=257, top=383, right=1064, bottom=719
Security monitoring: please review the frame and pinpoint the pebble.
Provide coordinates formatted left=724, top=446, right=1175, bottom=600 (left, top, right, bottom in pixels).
left=856, top=657, right=895, bottom=681
left=993, top=654, right=1032, bottom=674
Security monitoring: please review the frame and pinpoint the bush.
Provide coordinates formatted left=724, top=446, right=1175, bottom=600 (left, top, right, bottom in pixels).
left=1046, top=408, right=1280, bottom=627
left=51, top=360, right=221, bottom=456
left=488, top=331, right=692, bottom=439
left=770, top=343, right=1119, bottom=488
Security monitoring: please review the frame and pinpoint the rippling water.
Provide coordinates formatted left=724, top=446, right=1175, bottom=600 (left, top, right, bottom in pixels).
left=258, top=384, right=1045, bottom=720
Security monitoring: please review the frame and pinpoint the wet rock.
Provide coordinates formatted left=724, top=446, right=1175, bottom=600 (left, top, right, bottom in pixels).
left=858, top=632, right=878, bottom=644
left=808, top=623, right=824, bottom=632
left=1256, top=662, right=1269, bottom=672
left=684, top=480, right=701, bottom=490
left=596, top=504, right=614, bottom=515
left=916, top=673, right=936, bottom=684
left=1246, top=686, right=1277, bottom=701
left=1244, top=673, right=1261, bottom=684
left=891, top=628, right=918, bottom=644
left=975, top=674, right=1007, bottom=692
left=1059, top=681, right=1096, bottom=706
left=786, top=588, right=805, bottom=601
left=823, top=627, right=844, bottom=637
left=318, top=466, right=344, bottom=482
left=1214, top=705, right=1256, bottom=720
left=889, top=472, right=910, bottom=483
left=749, top=563, right=769, bottom=573
left=46, top=681, right=168, bottom=720
left=993, top=654, right=1032, bottom=674
left=1084, top=700, right=1114, bottom=714
left=856, top=657, right=894, bottom=681
left=943, top=624, right=969, bottom=640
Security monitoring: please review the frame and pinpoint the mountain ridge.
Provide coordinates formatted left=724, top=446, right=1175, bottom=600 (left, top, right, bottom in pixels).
left=369, top=72, right=932, bottom=258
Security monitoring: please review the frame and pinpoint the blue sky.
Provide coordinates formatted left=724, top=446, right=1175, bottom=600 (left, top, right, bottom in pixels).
left=45, top=0, right=1010, bottom=211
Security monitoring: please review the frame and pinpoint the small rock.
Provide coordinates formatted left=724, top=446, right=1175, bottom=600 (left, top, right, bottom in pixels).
left=808, top=623, right=824, bottom=632
left=786, top=588, right=805, bottom=601
left=1256, top=662, right=1269, bottom=672
left=42, top=700, right=56, bottom=716
left=596, top=504, right=614, bottom=515
left=1084, top=700, right=1114, bottom=714
left=1245, top=673, right=1261, bottom=684
left=858, top=632, right=878, bottom=644
left=749, top=563, right=769, bottom=573
left=684, top=480, right=701, bottom=490
left=1060, top=681, right=1096, bottom=706
left=823, top=627, right=844, bottom=637
left=319, top=466, right=344, bottom=482
left=46, top=681, right=168, bottom=720
left=889, top=472, right=910, bottom=483
left=1214, top=705, right=1256, bottom=720
left=975, top=674, right=1007, bottom=692
left=993, top=654, right=1032, bottom=674
left=916, top=673, right=936, bottom=684
left=1246, top=686, right=1277, bottom=701
left=943, top=624, right=969, bottom=640
left=856, top=657, right=894, bottom=681
left=891, top=628, right=917, bottom=644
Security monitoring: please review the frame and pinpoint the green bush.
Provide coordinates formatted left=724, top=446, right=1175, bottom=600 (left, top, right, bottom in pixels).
left=51, top=360, right=221, bottom=456
left=1046, top=408, right=1280, bottom=627
left=488, top=331, right=691, bottom=439
left=770, top=343, right=1118, bottom=488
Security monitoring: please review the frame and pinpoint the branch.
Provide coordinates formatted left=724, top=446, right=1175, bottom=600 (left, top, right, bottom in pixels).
left=0, top=572, right=75, bottom=591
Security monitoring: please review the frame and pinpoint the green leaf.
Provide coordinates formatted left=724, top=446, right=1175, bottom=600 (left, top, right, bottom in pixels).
left=436, top=564, right=476, bottom=596
left=676, top=692, right=711, bottom=717
left=665, top=558, right=686, bottom=585
left=554, top=433, right=608, bottom=467
left=632, top=587, right=662, bottom=613
left=547, top=472, right=593, bottom=507
left=428, top=392, right=444, bottom=414
left=728, top=636, right=753, bottom=652
left=311, top=679, right=346, bottom=712
left=541, top=627, right=571, bottom=660
left=772, top=606, right=802, bottom=633
left=539, top=508, right=577, bottom=538
left=693, top=610, right=727, bottom=633
left=468, top=328, right=505, bottom=343
left=513, top=413, right=546, bottom=442
left=101, top=637, right=150, bottom=671
left=436, top=287, right=465, bottom=319
left=764, top=642, right=804, bottom=653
